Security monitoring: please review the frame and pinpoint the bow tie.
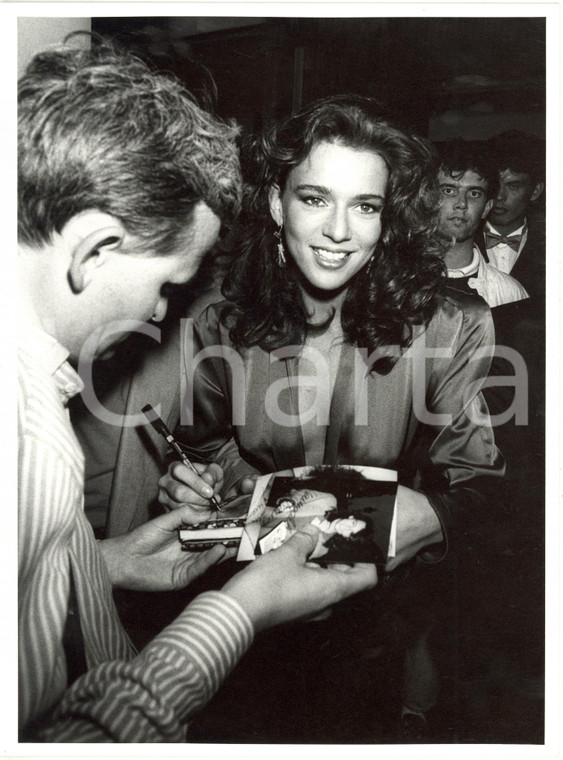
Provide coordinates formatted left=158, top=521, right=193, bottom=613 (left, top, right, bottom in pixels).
left=484, top=231, right=522, bottom=252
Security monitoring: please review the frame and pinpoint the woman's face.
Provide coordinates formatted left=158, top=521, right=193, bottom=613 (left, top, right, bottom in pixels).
left=269, top=141, right=389, bottom=293
left=331, top=516, right=366, bottom=538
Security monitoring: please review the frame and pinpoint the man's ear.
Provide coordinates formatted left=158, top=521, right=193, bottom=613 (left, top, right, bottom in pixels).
left=268, top=185, right=284, bottom=227
left=530, top=181, right=545, bottom=203
left=481, top=198, right=494, bottom=219
left=63, top=211, right=127, bottom=293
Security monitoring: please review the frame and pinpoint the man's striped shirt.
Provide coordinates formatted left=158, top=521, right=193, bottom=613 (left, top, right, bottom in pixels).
left=18, top=321, right=253, bottom=742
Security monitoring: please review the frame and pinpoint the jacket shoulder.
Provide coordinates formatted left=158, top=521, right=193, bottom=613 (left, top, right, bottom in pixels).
left=426, top=290, right=494, bottom=350
left=440, top=287, right=492, bottom=321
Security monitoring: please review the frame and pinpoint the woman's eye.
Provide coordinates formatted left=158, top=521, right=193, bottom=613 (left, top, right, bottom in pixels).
left=469, top=191, right=484, bottom=199
left=358, top=203, right=381, bottom=214
left=441, top=187, right=454, bottom=196
left=302, top=196, right=325, bottom=207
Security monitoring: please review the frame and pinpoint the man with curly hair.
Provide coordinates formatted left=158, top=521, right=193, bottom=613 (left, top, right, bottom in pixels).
left=436, top=140, right=529, bottom=309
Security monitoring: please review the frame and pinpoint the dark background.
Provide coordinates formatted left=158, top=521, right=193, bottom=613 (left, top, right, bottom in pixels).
left=92, top=17, right=545, bottom=140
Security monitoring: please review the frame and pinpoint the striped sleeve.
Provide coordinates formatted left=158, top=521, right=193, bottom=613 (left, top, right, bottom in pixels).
left=38, top=591, right=254, bottom=742
left=19, top=342, right=254, bottom=743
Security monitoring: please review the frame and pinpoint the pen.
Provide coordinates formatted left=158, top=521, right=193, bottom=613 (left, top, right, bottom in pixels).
left=142, top=404, right=223, bottom=511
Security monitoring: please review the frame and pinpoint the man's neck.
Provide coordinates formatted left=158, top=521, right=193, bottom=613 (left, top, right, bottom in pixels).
left=18, top=244, right=62, bottom=344
left=443, top=239, right=475, bottom=270
left=487, top=215, right=526, bottom=236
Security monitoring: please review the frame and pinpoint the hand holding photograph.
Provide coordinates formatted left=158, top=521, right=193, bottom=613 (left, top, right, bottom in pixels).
left=237, top=465, right=398, bottom=565
left=178, top=466, right=397, bottom=566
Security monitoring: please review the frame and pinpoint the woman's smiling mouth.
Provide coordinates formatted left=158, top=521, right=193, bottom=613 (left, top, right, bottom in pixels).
left=312, top=247, right=353, bottom=268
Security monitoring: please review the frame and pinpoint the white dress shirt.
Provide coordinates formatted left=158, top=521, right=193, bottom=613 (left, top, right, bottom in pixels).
left=447, top=246, right=529, bottom=308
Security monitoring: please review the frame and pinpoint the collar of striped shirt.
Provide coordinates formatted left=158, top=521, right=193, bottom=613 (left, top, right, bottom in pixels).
left=18, top=319, right=84, bottom=404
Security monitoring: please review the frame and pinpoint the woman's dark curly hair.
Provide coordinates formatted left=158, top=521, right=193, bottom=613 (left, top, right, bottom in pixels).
left=222, top=95, right=445, bottom=371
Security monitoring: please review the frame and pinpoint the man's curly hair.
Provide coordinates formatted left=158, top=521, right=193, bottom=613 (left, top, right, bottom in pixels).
left=222, top=95, right=445, bottom=371
left=18, top=35, right=242, bottom=256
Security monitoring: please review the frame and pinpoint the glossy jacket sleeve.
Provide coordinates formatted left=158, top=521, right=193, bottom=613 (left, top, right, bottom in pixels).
left=417, top=297, right=505, bottom=560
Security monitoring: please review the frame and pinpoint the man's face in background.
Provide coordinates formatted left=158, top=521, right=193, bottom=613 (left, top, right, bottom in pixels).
left=488, top=168, right=544, bottom=232
left=437, top=169, right=492, bottom=244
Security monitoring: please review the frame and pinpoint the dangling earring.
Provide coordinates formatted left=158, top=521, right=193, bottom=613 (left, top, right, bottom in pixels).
left=274, top=225, right=286, bottom=267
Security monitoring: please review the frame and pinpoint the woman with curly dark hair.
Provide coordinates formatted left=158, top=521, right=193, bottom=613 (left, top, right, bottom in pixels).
left=160, top=95, right=504, bottom=574
left=224, top=94, right=444, bottom=361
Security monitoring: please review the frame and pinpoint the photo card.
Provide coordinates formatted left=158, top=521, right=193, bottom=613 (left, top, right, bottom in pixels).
left=236, top=464, right=398, bottom=566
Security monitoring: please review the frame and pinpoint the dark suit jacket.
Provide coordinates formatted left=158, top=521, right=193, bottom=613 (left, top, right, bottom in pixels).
left=477, top=213, right=546, bottom=306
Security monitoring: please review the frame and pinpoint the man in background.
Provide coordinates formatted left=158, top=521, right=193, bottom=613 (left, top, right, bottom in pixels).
left=436, top=140, right=529, bottom=308
left=18, top=38, right=376, bottom=742
left=479, top=132, right=545, bottom=302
